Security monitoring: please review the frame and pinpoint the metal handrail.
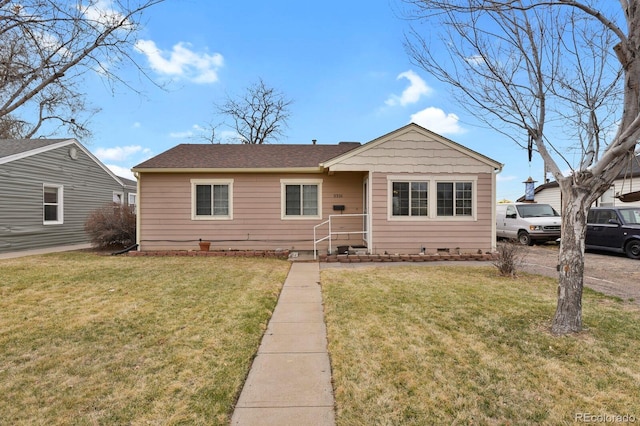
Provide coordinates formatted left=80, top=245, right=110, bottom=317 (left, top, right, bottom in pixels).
left=313, top=213, right=367, bottom=259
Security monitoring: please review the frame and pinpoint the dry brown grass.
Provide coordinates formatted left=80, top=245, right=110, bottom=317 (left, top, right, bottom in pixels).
left=0, top=252, right=289, bottom=425
left=322, top=265, right=640, bottom=425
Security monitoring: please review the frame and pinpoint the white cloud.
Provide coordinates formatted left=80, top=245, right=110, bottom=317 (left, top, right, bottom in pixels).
left=134, top=40, right=224, bottom=84
left=465, top=55, right=486, bottom=66
left=169, top=124, right=204, bottom=139
left=107, top=164, right=135, bottom=180
left=79, top=0, right=130, bottom=29
left=385, top=70, right=432, bottom=107
left=409, top=107, right=465, bottom=135
left=95, top=145, right=148, bottom=162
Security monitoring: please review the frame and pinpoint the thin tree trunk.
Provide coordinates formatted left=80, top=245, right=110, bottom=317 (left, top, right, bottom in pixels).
left=551, top=184, right=591, bottom=334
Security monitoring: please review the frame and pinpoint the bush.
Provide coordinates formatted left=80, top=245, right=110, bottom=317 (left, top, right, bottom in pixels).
left=85, top=203, right=136, bottom=249
left=493, top=239, right=525, bottom=277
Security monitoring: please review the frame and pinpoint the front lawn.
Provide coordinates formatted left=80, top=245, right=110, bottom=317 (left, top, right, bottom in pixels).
left=322, top=265, right=640, bottom=425
left=0, top=253, right=289, bottom=425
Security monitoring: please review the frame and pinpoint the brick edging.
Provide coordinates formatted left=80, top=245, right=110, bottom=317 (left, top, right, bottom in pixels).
left=128, top=249, right=291, bottom=259
left=318, top=253, right=498, bottom=263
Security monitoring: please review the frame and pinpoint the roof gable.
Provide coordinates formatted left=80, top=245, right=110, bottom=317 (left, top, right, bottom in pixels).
left=0, top=138, right=72, bottom=163
left=0, top=138, right=125, bottom=186
left=132, top=143, right=362, bottom=171
left=323, top=123, right=502, bottom=172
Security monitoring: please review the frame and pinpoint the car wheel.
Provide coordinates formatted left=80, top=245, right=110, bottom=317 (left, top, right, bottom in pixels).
left=624, top=240, right=640, bottom=260
left=518, top=231, right=533, bottom=246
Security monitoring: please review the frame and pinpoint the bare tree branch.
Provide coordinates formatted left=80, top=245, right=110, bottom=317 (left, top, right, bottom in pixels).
left=403, top=0, right=640, bottom=335
left=0, top=0, right=165, bottom=139
left=215, top=78, right=293, bottom=144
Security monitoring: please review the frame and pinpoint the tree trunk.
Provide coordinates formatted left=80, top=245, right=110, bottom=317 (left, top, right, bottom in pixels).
left=551, top=183, right=592, bottom=335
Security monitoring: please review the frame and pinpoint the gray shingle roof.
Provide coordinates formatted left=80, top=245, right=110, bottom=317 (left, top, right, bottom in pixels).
left=133, top=143, right=362, bottom=170
left=0, top=138, right=69, bottom=159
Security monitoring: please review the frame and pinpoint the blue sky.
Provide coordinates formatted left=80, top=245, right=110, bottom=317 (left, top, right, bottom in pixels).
left=83, top=0, right=541, bottom=201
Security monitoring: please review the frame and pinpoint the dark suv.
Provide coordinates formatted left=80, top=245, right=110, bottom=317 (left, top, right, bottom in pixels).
left=586, top=207, right=640, bottom=259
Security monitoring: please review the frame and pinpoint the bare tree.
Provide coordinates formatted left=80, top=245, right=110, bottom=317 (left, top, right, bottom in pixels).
left=216, top=78, right=292, bottom=144
left=0, top=115, right=27, bottom=138
left=403, top=0, right=640, bottom=335
left=0, top=0, right=165, bottom=139
left=190, top=121, right=222, bottom=144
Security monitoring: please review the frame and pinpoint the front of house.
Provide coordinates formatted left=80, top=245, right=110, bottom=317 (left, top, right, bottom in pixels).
left=132, top=124, right=502, bottom=255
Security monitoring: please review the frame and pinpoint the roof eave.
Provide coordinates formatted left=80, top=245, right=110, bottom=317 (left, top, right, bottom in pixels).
left=132, top=166, right=325, bottom=174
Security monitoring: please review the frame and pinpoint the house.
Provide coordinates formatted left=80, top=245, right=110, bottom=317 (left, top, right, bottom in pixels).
left=518, top=154, right=640, bottom=212
left=132, top=123, right=503, bottom=255
left=120, top=177, right=138, bottom=207
left=0, top=138, right=136, bottom=253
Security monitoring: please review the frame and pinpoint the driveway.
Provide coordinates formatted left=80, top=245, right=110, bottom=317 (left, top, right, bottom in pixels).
left=519, top=244, right=640, bottom=304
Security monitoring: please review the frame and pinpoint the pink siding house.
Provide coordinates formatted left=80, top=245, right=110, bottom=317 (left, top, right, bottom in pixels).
left=132, top=124, right=503, bottom=255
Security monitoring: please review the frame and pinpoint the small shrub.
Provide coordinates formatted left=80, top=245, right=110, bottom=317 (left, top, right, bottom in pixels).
left=85, top=203, right=136, bottom=249
left=493, top=239, right=525, bottom=277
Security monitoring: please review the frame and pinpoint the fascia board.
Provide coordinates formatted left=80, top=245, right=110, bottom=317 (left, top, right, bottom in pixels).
left=131, top=167, right=325, bottom=174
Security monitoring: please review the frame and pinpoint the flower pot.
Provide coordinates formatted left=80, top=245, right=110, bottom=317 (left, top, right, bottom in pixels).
left=199, top=241, right=211, bottom=251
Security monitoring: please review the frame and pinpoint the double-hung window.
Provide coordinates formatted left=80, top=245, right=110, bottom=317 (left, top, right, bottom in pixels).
left=191, top=179, right=233, bottom=220
left=281, top=179, right=322, bottom=219
left=43, top=184, right=63, bottom=225
left=436, top=181, right=473, bottom=217
left=391, top=181, right=428, bottom=217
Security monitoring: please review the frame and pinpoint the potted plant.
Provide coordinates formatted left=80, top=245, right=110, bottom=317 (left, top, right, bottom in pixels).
left=198, top=239, right=211, bottom=251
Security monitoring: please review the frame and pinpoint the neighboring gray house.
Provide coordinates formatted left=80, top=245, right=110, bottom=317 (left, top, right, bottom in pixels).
left=0, top=138, right=136, bottom=254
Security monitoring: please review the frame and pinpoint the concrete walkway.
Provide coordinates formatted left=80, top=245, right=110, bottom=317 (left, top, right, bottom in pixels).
left=231, top=262, right=335, bottom=426
left=0, top=243, right=92, bottom=260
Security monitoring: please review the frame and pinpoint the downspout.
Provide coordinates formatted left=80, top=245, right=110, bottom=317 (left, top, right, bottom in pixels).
left=492, top=165, right=504, bottom=252
left=135, top=171, right=141, bottom=251
left=367, top=170, right=373, bottom=254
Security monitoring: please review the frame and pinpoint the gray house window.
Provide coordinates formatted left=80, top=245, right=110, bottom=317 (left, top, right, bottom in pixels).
left=43, top=184, right=63, bottom=225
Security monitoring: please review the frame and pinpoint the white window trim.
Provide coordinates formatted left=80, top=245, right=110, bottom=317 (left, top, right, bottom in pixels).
left=280, top=179, right=323, bottom=220
left=387, top=175, right=477, bottom=221
left=387, top=176, right=430, bottom=221
left=128, top=193, right=137, bottom=206
left=113, top=191, right=124, bottom=204
left=191, top=179, right=234, bottom=220
left=434, top=177, right=477, bottom=221
left=43, top=184, right=64, bottom=225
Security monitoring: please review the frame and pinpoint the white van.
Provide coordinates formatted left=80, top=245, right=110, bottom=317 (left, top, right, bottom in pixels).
left=496, top=203, right=561, bottom=245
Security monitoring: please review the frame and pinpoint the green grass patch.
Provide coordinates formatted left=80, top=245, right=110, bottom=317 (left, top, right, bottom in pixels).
left=0, top=252, right=289, bottom=425
left=322, top=266, right=640, bottom=425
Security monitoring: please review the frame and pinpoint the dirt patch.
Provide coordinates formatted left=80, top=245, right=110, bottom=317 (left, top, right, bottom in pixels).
left=519, top=244, right=640, bottom=304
